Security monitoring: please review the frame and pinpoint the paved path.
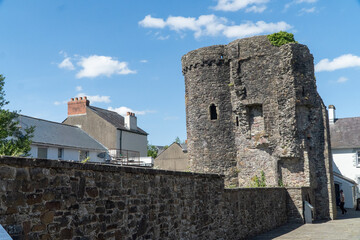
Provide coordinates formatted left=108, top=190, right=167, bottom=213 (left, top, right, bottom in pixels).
left=251, top=208, right=360, bottom=240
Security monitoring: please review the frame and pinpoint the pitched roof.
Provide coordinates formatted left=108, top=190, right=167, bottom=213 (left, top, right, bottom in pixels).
left=19, top=115, right=107, bottom=151
left=88, top=106, right=148, bottom=135
left=333, top=172, right=357, bottom=185
left=156, top=142, right=188, bottom=158
left=330, top=117, right=360, bottom=149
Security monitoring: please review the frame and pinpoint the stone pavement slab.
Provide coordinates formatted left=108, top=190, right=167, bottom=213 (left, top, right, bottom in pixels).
left=251, top=208, right=360, bottom=240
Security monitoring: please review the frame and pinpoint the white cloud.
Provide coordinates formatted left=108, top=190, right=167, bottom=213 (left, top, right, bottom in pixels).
left=285, top=0, right=317, bottom=10
left=53, top=100, right=67, bottom=106
left=223, top=21, right=292, bottom=38
left=76, top=55, right=136, bottom=78
left=299, top=7, right=316, bottom=14
left=139, top=15, right=166, bottom=28
left=140, top=60, right=148, bottom=63
left=76, top=93, right=111, bottom=103
left=337, top=77, right=348, bottom=83
left=315, top=54, right=360, bottom=72
left=296, top=0, right=317, bottom=3
left=58, top=57, right=75, bottom=70
left=158, top=35, right=170, bottom=40
left=212, top=0, right=269, bottom=12
left=245, top=5, right=267, bottom=13
left=108, top=106, right=155, bottom=116
left=76, top=86, right=83, bottom=91
left=139, top=14, right=291, bottom=39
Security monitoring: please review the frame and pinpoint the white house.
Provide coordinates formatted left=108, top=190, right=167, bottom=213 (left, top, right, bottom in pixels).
left=19, top=115, right=108, bottom=162
left=329, top=105, right=360, bottom=208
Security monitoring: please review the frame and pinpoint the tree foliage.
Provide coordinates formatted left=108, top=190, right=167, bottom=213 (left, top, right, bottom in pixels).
left=267, top=31, right=297, bottom=47
left=147, top=144, right=158, bottom=158
left=0, top=74, right=34, bottom=156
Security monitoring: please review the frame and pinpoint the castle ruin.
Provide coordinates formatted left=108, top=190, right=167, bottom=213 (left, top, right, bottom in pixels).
left=182, top=35, right=336, bottom=220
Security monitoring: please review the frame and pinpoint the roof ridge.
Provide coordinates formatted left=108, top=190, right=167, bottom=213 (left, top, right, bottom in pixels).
left=19, top=114, right=80, bottom=129
left=88, top=105, right=121, bottom=116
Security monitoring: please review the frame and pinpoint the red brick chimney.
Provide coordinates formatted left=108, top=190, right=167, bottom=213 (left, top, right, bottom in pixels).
left=68, top=96, right=90, bottom=116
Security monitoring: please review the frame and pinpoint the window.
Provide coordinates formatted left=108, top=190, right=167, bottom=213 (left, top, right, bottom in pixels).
left=357, top=151, right=360, bottom=167
left=210, top=104, right=217, bottom=120
left=37, top=147, right=48, bottom=159
left=79, top=150, right=89, bottom=161
left=58, top=148, right=64, bottom=160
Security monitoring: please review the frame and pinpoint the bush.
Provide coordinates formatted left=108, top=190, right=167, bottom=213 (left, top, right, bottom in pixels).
left=267, top=31, right=297, bottom=47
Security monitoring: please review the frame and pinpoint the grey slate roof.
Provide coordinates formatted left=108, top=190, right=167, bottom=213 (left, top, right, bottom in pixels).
left=330, top=117, right=360, bottom=149
left=19, top=115, right=107, bottom=151
left=88, top=106, right=148, bottom=135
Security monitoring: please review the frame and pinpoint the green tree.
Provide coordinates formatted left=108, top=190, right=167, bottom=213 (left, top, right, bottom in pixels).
left=0, top=74, right=34, bottom=156
left=174, top=136, right=181, bottom=144
left=147, top=144, right=158, bottom=158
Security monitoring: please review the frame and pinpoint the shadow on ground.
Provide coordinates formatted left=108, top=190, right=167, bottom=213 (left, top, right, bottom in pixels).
left=251, top=207, right=360, bottom=240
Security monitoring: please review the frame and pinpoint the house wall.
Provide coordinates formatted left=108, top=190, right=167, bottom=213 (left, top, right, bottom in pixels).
left=0, top=156, right=294, bottom=240
left=332, top=148, right=360, bottom=200
left=63, top=108, right=118, bottom=149
left=154, top=144, right=189, bottom=171
left=333, top=175, right=356, bottom=208
left=119, top=130, right=147, bottom=157
left=29, top=145, right=104, bottom=162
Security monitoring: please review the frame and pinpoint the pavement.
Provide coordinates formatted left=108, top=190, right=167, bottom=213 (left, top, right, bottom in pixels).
left=251, top=208, right=360, bottom=240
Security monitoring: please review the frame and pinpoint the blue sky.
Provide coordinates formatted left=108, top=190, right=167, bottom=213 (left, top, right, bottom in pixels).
left=1, top=0, right=360, bottom=146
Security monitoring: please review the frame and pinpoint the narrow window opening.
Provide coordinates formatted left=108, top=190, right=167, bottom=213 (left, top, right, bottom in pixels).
left=58, top=148, right=64, bottom=160
left=210, top=104, right=218, bottom=120
left=302, top=86, right=305, bottom=97
left=236, top=116, right=239, bottom=126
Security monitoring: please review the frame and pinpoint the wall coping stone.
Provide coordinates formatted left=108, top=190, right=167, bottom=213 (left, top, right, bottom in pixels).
left=0, top=156, right=224, bottom=179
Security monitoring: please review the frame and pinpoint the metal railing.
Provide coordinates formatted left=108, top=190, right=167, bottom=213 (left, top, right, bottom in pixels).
left=108, top=149, right=141, bottom=166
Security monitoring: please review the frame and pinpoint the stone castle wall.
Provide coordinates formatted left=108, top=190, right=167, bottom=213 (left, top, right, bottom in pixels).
left=0, top=157, right=291, bottom=239
left=182, top=35, right=336, bottom=220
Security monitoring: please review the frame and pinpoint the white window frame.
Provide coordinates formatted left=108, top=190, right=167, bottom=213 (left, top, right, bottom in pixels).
left=357, top=151, right=360, bottom=167
left=37, top=147, right=48, bottom=159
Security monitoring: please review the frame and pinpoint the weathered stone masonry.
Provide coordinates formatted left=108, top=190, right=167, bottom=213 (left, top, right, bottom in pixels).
left=182, top=35, right=336, bottom=220
left=0, top=157, right=290, bottom=240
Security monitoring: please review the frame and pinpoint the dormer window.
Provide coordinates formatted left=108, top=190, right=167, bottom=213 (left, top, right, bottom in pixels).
left=210, top=104, right=217, bottom=120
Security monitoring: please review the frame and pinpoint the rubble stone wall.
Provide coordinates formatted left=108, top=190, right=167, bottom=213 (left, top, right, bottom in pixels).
left=182, top=35, right=336, bottom=220
left=0, top=157, right=288, bottom=240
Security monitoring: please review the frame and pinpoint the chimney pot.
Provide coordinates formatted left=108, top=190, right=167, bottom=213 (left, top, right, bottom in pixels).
left=68, top=96, right=89, bottom=116
left=328, top=105, right=336, bottom=124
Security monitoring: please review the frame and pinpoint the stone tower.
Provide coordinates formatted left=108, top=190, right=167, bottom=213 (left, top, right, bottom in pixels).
left=182, top=35, right=336, bottom=220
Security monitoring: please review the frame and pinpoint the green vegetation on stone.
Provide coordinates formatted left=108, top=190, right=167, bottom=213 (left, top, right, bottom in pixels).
left=267, top=31, right=297, bottom=47
left=250, top=170, right=266, bottom=187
